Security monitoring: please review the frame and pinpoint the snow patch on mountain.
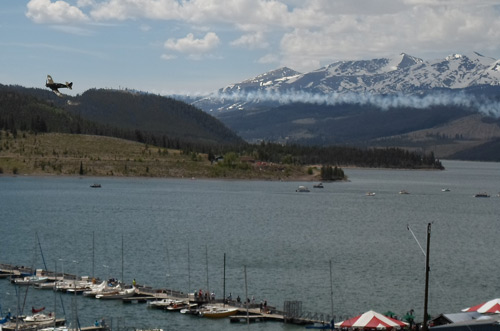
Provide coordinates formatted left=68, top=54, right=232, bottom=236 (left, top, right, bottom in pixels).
left=191, top=52, right=500, bottom=114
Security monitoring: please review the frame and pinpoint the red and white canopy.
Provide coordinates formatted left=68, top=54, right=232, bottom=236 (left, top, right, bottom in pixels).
left=336, top=310, right=409, bottom=329
left=463, top=298, right=500, bottom=314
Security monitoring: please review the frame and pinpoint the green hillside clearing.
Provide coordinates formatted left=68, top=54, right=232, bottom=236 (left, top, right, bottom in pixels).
left=0, top=131, right=316, bottom=180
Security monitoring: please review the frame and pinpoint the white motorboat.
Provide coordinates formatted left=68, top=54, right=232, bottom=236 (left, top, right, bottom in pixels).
left=39, top=327, right=69, bottom=331
left=199, top=305, right=238, bottom=318
left=296, top=185, right=310, bottom=192
left=147, top=298, right=181, bottom=309
left=96, top=287, right=135, bottom=300
left=83, top=281, right=117, bottom=297
left=14, top=275, right=49, bottom=286
left=23, top=313, right=55, bottom=324
left=166, top=302, right=196, bottom=311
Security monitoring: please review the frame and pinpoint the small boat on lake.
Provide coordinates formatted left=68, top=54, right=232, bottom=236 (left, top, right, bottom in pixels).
left=441, top=188, right=450, bottom=192
left=313, top=183, right=324, bottom=188
left=399, top=190, right=410, bottom=195
left=296, top=186, right=310, bottom=192
left=366, top=192, right=376, bottom=196
left=474, top=192, right=490, bottom=198
left=90, top=183, right=101, bottom=188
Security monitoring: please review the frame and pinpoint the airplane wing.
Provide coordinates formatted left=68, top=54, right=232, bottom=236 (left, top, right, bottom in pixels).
left=46, top=75, right=55, bottom=84
left=52, top=89, right=63, bottom=98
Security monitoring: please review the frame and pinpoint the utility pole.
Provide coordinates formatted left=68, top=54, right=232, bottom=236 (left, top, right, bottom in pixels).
left=422, top=223, right=431, bottom=331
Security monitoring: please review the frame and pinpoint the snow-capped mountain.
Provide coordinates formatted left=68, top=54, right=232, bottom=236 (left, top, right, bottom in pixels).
left=193, top=52, right=500, bottom=112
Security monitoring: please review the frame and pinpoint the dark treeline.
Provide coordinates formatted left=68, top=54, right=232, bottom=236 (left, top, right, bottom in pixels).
left=0, top=88, right=443, bottom=169
left=239, top=141, right=443, bottom=169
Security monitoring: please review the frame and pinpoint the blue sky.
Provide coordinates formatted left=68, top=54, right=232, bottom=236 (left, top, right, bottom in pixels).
left=2, top=0, right=500, bottom=96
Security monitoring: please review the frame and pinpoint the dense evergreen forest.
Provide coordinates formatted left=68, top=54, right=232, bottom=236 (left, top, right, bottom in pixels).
left=0, top=85, right=444, bottom=169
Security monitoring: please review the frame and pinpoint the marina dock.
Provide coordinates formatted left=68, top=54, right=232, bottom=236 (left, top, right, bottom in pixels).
left=0, top=263, right=331, bottom=328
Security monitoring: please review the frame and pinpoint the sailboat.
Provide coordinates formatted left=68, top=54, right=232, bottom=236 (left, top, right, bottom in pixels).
left=199, top=305, right=238, bottom=318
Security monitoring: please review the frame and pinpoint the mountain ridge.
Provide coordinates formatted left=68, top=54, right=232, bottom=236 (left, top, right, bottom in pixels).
left=192, top=52, right=500, bottom=113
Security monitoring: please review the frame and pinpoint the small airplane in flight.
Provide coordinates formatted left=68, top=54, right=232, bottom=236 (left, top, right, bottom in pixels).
left=45, top=75, right=73, bottom=97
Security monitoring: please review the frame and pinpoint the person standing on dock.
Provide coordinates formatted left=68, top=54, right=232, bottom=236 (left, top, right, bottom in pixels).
left=132, top=278, right=136, bottom=287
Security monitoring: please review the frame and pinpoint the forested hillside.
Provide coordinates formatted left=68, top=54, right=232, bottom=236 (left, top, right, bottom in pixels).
left=0, top=85, right=244, bottom=153
left=0, top=84, right=444, bottom=170
left=70, top=89, right=244, bottom=145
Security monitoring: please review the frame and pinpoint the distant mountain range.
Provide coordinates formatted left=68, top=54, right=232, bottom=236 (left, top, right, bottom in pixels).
left=192, top=52, right=500, bottom=112
left=184, top=52, right=500, bottom=161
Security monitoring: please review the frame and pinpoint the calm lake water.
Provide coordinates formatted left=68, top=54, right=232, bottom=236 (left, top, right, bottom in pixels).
left=1, top=160, right=499, bottom=331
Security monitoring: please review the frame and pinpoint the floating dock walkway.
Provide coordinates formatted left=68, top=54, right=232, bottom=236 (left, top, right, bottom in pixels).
left=0, top=263, right=333, bottom=327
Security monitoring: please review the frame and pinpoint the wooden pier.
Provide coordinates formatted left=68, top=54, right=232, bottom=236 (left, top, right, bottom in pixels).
left=0, top=263, right=331, bottom=327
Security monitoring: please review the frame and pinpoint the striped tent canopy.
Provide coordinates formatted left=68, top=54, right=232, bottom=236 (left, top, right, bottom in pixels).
left=463, top=298, right=500, bottom=314
left=336, top=310, right=408, bottom=330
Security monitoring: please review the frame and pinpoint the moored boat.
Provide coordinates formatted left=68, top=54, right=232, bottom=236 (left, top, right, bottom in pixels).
left=13, top=275, right=49, bottom=286
left=95, top=287, right=135, bottom=300
left=166, top=302, right=196, bottom=311
left=55, top=278, right=93, bottom=293
left=199, top=305, right=238, bottom=318
left=83, top=281, right=118, bottom=297
left=147, top=298, right=183, bottom=309
left=23, top=313, right=55, bottom=324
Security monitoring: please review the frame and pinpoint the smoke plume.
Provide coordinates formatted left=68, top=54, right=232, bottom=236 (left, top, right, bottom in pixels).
left=213, top=90, right=500, bottom=117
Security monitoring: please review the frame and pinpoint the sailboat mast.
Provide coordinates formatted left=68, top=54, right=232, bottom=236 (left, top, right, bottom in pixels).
left=244, top=265, right=249, bottom=325
left=223, top=253, right=226, bottom=307
left=36, top=232, right=48, bottom=271
left=422, top=223, right=431, bottom=331
left=53, top=260, right=57, bottom=330
left=329, top=260, right=334, bottom=320
left=187, top=243, right=191, bottom=293
left=205, top=245, right=209, bottom=296
left=121, top=234, right=124, bottom=284
left=92, top=231, right=95, bottom=280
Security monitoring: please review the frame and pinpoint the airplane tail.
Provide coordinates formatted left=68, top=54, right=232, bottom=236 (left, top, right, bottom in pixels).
left=67, top=82, right=73, bottom=89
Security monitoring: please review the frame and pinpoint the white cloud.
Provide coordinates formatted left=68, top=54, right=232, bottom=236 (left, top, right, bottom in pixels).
left=50, top=24, right=94, bottom=36
left=76, top=0, right=95, bottom=7
left=24, top=0, right=500, bottom=71
left=231, top=32, right=269, bottom=49
left=139, top=24, right=152, bottom=32
left=26, top=0, right=89, bottom=24
left=258, top=53, right=280, bottom=65
left=160, top=53, right=177, bottom=60
left=89, top=0, right=182, bottom=21
left=164, top=32, right=220, bottom=55
left=276, top=1, right=500, bottom=72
